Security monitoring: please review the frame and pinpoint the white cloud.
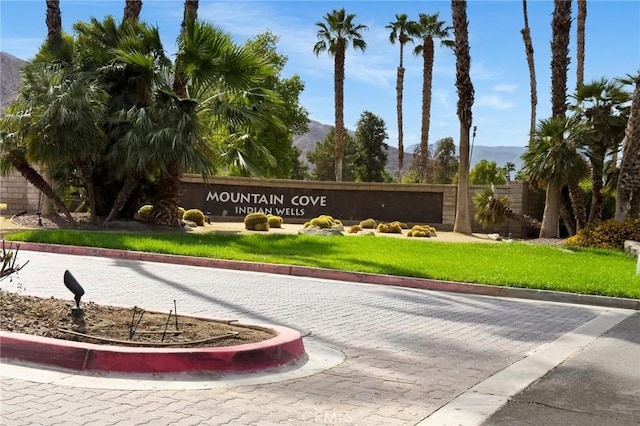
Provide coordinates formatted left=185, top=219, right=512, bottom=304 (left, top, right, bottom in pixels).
left=476, top=94, right=515, bottom=110
left=493, top=84, right=518, bottom=93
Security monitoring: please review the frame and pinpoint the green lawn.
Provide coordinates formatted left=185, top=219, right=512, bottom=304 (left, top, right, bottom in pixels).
left=5, top=229, right=640, bottom=299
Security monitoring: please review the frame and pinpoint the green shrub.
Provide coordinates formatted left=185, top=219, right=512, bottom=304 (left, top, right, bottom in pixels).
left=359, top=218, right=376, bottom=229
left=183, top=209, right=205, bottom=226
left=178, top=207, right=186, bottom=218
left=267, top=214, right=283, bottom=228
left=391, top=221, right=408, bottom=229
left=137, top=205, right=153, bottom=220
left=244, top=212, right=269, bottom=231
left=564, top=219, right=640, bottom=250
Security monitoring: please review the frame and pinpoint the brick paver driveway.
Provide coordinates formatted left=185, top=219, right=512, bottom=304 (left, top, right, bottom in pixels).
left=0, top=251, right=612, bottom=425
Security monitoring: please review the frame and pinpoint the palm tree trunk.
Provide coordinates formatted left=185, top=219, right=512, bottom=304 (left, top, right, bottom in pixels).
left=123, top=0, right=143, bottom=22
left=551, top=0, right=571, bottom=118
left=173, top=0, right=199, bottom=99
left=45, top=0, right=62, bottom=47
left=521, top=0, right=537, bottom=146
left=559, top=200, right=576, bottom=236
left=568, top=183, right=587, bottom=230
left=148, top=163, right=182, bottom=227
left=588, top=149, right=605, bottom=223
left=540, top=182, right=560, bottom=238
left=576, top=0, right=587, bottom=88
left=334, top=44, right=346, bottom=182
left=420, top=37, right=435, bottom=183
left=396, top=65, right=405, bottom=180
left=103, top=173, right=140, bottom=224
left=452, top=0, right=474, bottom=235
left=616, top=73, right=640, bottom=221
left=77, top=160, right=98, bottom=223
left=12, top=155, right=73, bottom=223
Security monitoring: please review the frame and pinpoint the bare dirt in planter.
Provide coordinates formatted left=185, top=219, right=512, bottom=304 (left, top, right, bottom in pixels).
left=0, top=291, right=276, bottom=348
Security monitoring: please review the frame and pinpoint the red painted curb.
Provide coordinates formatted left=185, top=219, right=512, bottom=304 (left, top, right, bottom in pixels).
left=0, top=325, right=306, bottom=374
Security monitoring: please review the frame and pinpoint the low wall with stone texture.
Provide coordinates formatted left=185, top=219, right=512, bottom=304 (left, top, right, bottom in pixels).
left=0, top=171, right=42, bottom=216
left=180, top=175, right=544, bottom=239
left=0, top=171, right=544, bottom=239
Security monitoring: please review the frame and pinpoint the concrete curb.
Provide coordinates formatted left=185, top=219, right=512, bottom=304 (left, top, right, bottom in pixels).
left=13, top=242, right=640, bottom=311
left=0, top=325, right=306, bottom=374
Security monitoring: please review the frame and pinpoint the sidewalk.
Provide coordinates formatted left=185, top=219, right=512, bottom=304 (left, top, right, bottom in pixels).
left=484, top=312, right=640, bottom=425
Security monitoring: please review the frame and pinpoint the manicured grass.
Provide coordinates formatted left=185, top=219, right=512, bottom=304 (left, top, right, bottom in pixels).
left=5, top=229, right=640, bottom=299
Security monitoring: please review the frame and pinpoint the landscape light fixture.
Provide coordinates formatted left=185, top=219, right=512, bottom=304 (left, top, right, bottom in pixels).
left=63, top=270, right=85, bottom=320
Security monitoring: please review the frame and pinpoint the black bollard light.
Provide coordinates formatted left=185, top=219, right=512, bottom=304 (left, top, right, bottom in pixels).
left=64, top=270, right=85, bottom=320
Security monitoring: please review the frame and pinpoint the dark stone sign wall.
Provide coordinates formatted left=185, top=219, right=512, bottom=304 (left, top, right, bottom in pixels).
left=180, top=181, right=444, bottom=224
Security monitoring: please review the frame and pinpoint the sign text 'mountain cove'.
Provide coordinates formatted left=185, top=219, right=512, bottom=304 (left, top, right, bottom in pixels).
left=179, top=182, right=444, bottom=223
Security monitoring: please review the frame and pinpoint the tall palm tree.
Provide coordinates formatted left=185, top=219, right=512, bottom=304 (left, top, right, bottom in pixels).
left=413, top=13, right=454, bottom=183
left=576, top=0, right=587, bottom=88
left=386, top=13, right=416, bottom=181
left=523, top=116, right=589, bottom=237
left=616, top=72, right=640, bottom=221
left=123, top=0, right=143, bottom=22
left=451, top=0, right=474, bottom=234
left=520, top=0, right=537, bottom=146
left=538, top=0, right=572, bottom=238
left=313, top=8, right=367, bottom=181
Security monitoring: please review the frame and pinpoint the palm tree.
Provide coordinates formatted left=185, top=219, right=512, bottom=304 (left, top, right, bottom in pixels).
left=123, top=0, right=143, bottom=22
left=538, top=0, right=572, bottom=237
left=313, top=8, right=367, bottom=181
left=523, top=116, right=589, bottom=238
left=572, top=78, right=631, bottom=224
left=451, top=0, right=474, bottom=234
left=520, top=0, right=537, bottom=146
left=386, top=13, right=416, bottom=181
left=413, top=13, right=454, bottom=183
left=504, top=161, right=516, bottom=181
left=576, top=0, right=587, bottom=88
left=473, top=185, right=541, bottom=231
left=616, top=72, right=640, bottom=221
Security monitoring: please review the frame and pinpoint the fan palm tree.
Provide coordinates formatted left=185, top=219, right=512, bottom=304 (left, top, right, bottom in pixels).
left=451, top=0, right=474, bottom=234
left=313, top=8, right=367, bottom=181
left=386, top=13, right=416, bottom=181
left=616, top=72, right=640, bottom=221
left=572, top=78, right=631, bottom=223
left=0, top=62, right=109, bottom=222
left=520, top=0, right=537, bottom=146
left=523, top=116, right=589, bottom=238
left=413, top=13, right=454, bottom=183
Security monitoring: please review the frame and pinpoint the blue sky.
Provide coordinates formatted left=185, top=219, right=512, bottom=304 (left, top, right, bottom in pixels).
left=1, top=1, right=639, bottom=149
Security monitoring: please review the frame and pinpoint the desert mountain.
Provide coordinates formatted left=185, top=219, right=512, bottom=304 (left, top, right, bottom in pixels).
left=293, top=120, right=526, bottom=174
left=1, top=52, right=26, bottom=111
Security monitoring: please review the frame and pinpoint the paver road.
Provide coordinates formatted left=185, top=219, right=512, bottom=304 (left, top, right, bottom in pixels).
left=0, top=251, right=616, bottom=425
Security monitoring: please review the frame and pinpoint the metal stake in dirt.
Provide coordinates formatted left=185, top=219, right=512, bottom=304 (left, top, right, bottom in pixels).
left=63, top=270, right=85, bottom=320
